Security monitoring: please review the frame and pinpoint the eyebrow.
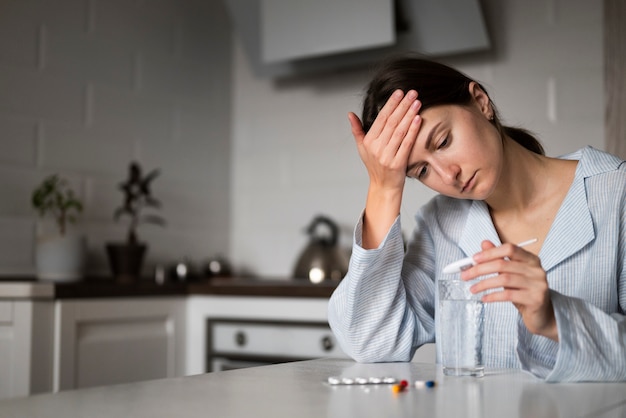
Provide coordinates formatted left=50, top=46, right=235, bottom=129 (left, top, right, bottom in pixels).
left=405, top=122, right=441, bottom=176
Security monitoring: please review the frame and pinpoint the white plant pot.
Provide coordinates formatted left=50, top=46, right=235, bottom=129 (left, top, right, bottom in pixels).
left=35, top=234, right=87, bottom=282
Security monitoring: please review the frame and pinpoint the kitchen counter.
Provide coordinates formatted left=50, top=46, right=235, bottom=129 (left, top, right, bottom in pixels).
left=188, top=277, right=338, bottom=298
left=1, top=358, right=625, bottom=418
left=0, top=277, right=339, bottom=299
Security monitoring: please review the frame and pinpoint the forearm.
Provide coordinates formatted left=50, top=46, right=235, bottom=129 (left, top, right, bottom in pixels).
left=518, top=291, right=626, bottom=382
left=362, top=185, right=403, bottom=249
left=328, top=217, right=414, bottom=362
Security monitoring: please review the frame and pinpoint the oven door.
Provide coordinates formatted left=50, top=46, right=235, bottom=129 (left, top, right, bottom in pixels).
left=207, top=319, right=347, bottom=372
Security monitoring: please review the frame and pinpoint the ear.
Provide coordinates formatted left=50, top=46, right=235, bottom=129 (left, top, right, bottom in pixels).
left=468, top=81, right=492, bottom=119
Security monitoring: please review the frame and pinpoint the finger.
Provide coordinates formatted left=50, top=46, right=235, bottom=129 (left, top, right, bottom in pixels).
left=370, top=90, right=419, bottom=146
left=378, top=90, right=419, bottom=145
left=367, top=89, right=405, bottom=138
left=462, top=258, right=516, bottom=280
left=348, top=112, right=365, bottom=145
left=395, top=114, right=422, bottom=161
left=388, top=100, right=422, bottom=154
left=470, top=271, right=525, bottom=294
left=462, top=254, right=540, bottom=282
left=473, top=242, right=535, bottom=264
left=469, top=259, right=547, bottom=292
left=480, top=288, right=527, bottom=304
left=481, top=240, right=496, bottom=251
left=382, top=99, right=422, bottom=162
left=480, top=287, right=546, bottom=308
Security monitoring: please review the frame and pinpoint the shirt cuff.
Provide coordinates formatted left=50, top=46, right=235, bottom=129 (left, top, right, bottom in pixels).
left=516, top=291, right=560, bottom=379
left=353, top=210, right=401, bottom=251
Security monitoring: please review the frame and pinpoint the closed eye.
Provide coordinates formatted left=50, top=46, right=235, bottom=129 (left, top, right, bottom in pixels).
left=416, top=164, right=428, bottom=180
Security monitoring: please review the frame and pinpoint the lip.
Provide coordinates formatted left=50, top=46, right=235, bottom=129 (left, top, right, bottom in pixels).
left=461, top=172, right=476, bottom=194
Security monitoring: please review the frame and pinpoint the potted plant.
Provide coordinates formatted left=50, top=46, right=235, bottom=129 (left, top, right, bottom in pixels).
left=106, top=162, right=165, bottom=283
left=32, top=174, right=86, bottom=282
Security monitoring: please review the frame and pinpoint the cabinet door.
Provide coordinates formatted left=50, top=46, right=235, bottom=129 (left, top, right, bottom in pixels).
left=0, top=301, right=18, bottom=399
left=55, top=298, right=185, bottom=391
left=0, top=301, right=54, bottom=400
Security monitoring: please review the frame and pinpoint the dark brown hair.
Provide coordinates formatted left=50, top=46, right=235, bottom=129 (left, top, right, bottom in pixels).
left=361, top=55, right=544, bottom=155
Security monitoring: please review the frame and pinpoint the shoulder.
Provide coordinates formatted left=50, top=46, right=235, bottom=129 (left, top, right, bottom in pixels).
left=562, top=146, right=625, bottom=178
left=568, top=148, right=626, bottom=214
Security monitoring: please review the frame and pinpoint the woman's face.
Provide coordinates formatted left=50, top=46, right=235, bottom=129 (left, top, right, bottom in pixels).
left=406, top=100, right=503, bottom=200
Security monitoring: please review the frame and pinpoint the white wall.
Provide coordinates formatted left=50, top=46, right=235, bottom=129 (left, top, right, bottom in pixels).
left=0, top=0, right=232, bottom=277
left=229, top=0, right=604, bottom=278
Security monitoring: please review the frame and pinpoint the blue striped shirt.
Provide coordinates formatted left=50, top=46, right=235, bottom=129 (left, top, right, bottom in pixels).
left=328, top=146, right=626, bottom=382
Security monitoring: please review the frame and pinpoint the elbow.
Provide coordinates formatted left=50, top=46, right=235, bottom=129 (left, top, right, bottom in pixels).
left=344, top=345, right=411, bottom=363
left=347, top=348, right=388, bottom=363
left=330, top=323, right=410, bottom=363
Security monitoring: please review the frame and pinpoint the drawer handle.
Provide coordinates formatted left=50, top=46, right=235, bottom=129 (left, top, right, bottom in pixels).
left=321, top=335, right=334, bottom=352
left=235, top=331, right=247, bottom=347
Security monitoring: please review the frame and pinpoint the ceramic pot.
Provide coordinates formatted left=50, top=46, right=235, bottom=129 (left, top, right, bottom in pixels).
left=35, top=234, right=86, bottom=282
left=106, top=243, right=147, bottom=283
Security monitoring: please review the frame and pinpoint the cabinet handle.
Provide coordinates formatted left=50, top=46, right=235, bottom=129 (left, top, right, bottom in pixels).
left=235, top=331, right=247, bottom=347
left=321, top=335, right=334, bottom=352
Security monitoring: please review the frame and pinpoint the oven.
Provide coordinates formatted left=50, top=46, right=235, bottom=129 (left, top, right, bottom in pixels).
left=206, top=318, right=347, bottom=372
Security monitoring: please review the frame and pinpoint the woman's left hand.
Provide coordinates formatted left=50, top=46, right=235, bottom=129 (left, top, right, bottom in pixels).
left=461, top=240, right=558, bottom=341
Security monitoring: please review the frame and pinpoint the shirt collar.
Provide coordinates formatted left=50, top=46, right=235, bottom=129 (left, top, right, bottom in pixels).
left=457, top=146, right=620, bottom=272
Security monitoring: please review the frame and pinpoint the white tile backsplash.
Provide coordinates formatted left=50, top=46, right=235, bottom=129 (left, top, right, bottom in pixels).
left=40, top=122, right=135, bottom=175
left=0, top=65, right=84, bottom=123
left=0, top=17, right=38, bottom=68
left=91, top=84, right=174, bottom=141
left=0, top=218, right=35, bottom=271
left=0, top=115, right=37, bottom=166
left=46, top=30, right=134, bottom=89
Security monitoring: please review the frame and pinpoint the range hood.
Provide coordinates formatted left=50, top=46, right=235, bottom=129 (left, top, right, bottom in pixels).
left=223, top=0, right=491, bottom=78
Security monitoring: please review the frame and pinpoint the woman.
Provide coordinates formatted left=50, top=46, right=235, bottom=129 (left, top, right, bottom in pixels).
left=327, top=56, right=626, bottom=382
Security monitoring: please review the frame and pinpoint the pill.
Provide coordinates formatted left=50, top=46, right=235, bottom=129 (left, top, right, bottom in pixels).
left=327, top=376, right=341, bottom=385
left=326, top=376, right=402, bottom=386
left=415, top=380, right=436, bottom=388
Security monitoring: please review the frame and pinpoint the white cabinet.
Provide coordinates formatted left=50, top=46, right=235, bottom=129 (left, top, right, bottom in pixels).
left=55, top=298, right=186, bottom=391
left=0, top=300, right=54, bottom=400
left=0, top=296, right=186, bottom=398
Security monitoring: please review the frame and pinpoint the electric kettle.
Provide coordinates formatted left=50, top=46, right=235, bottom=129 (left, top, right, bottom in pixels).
left=293, top=215, right=349, bottom=283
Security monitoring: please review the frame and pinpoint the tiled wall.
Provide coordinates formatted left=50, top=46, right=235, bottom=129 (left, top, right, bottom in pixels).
left=0, top=0, right=232, bottom=277
left=230, top=0, right=605, bottom=278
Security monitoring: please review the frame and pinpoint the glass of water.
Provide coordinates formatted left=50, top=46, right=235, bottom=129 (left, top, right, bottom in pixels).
left=438, top=278, right=484, bottom=377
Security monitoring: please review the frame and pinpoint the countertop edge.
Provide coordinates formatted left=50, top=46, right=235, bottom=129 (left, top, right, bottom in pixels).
left=0, top=278, right=339, bottom=299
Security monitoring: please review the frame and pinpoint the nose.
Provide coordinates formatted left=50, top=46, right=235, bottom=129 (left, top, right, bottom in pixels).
left=433, top=160, right=460, bottom=186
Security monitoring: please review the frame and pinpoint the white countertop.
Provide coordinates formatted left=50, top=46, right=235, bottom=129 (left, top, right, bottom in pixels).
left=0, top=358, right=624, bottom=417
left=0, top=282, right=54, bottom=298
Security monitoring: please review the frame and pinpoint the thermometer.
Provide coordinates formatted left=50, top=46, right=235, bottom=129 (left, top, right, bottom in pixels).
left=442, top=238, right=538, bottom=274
